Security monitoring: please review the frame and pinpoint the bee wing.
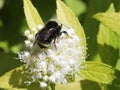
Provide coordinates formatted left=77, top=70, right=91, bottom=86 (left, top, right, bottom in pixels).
left=35, top=28, right=46, bottom=40
left=44, top=28, right=56, bottom=41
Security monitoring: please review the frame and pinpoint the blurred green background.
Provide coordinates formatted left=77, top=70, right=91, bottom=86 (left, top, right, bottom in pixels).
left=0, top=0, right=120, bottom=89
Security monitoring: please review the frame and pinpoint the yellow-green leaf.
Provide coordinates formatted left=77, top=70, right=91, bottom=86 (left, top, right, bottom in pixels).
left=7, top=88, right=27, bottom=90
left=106, top=3, right=115, bottom=12
left=56, top=0, right=86, bottom=55
left=56, top=82, right=81, bottom=90
left=23, top=0, right=44, bottom=30
left=97, top=23, right=120, bottom=66
left=0, top=0, right=4, bottom=9
left=80, top=61, right=115, bottom=84
left=93, top=3, right=120, bottom=67
left=93, top=4, right=120, bottom=37
left=0, top=41, right=9, bottom=53
left=0, top=66, right=46, bottom=90
left=97, top=23, right=120, bottom=49
left=64, top=0, right=86, bottom=16
left=0, top=66, right=26, bottom=89
left=56, top=77, right=82, bottom=90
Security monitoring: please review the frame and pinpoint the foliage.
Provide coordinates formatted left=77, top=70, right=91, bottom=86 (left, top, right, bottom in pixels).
left=0, top=0, right=120, bottom=90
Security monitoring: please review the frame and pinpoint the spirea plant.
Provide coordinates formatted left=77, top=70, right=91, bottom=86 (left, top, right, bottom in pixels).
left=19, top=24, right=85, bottom=88
left=18, top=0, right=86, bottom=89
left=0, top=0, right=118, bottom=90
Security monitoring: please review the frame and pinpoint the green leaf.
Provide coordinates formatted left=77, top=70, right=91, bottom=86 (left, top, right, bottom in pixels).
left=56, top=0, right=86, bottom=56
left=106, top=3, right=115, bottom=12
left=93, top=4, right=120, bottom=37
left=80, top=61, right=115, bottom=84
left=0, top=66, right=26, bottom=89
left=0, top=66, right=45, bottom=90
left=23, top=0, right=44, bottom=30
left=0, top=41, right=9, bottom=53
left=7, top=88, right=27, bottom=90
left=81, top=0, right=112, bottom=61
left=98, top=23, right=120, bottom=66
left=95, top=4, right=119, bottom=49
left=56, top=82, right=81, bottom=90
left=0, top=0, right=4, bottom=9
left=93, top=3, right=120, bottom=68
left=64, top=0, right=86, bottom=16
left=10, top=44, right=22, bottom=53
left=56, top=76, right=82, bottom=90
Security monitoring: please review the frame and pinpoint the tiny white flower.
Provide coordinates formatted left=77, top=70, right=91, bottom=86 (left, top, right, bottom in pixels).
left=67, top=28, right=75, bottom=36
left=61, top=78, right=67, bottom=84
left=73, top=35, right=80, bottom=42
left=37, top=25, right=44, bottom=30
left=24, top=40, right=31, bottom=47
left=18, top=22, right=86, bottom=89
left=36, top=72, right=42, bottom=79
left=38, top=53, right=46, bottom=61
left=36, top=61, right=47, bottom=72
left=24, top=30, right=30, bottom=36
left=24, top=81, right=32, bottom=85
left=24, top=51, right=30, bottom=57
left=49, top=76, right=56, bottom=83
left=31, top=27, right=37, bottom=32
left=47, top=64, right=55, bottom=74
left=40, top=82, right=47, bottom=89
left=52, top=71, right=66, bottom=84
left=62, top=66, right=71, bottom=74
left=43, top=76, right=48, bottom=82
left=28, top=34, right=34, bottom=40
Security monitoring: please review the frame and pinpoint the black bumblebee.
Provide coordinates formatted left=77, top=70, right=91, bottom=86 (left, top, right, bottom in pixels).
left=34, top=21, right=68, bottom=48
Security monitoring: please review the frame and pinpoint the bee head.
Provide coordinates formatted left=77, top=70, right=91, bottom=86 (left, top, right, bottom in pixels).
left=46, top=21, right=59, bottom=29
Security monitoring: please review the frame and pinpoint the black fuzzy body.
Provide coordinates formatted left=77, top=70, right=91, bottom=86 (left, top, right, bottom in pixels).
left=34, top=21, right=68, bottom=48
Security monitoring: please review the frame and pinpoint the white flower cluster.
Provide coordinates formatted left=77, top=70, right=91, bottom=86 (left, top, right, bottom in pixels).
left=18, top=23, right=85, bottom=89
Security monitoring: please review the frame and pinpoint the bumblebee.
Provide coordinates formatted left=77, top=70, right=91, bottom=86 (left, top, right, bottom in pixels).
left=34, top=21, right=68, bottom=48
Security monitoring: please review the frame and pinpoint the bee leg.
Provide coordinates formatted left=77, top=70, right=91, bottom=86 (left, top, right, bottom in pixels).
left=61, top=31, right=69, bottom=36
left=38, top=43, right=47, bottom=48
left=53, top=35, right=57, bottom=49
left=62, top=31, right=73, bottom=39
left=53, top=40, right=57, bottom=49
left=33, top=40, right=37, bottom=47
